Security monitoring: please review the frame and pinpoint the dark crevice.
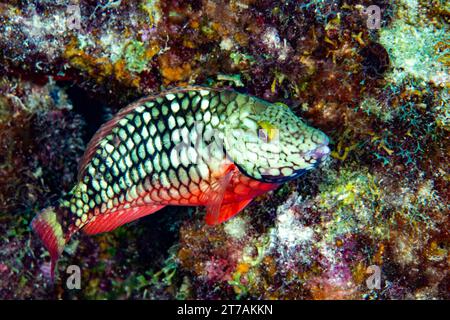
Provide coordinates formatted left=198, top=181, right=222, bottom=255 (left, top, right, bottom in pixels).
left=62, top=82, right=113, bottom=144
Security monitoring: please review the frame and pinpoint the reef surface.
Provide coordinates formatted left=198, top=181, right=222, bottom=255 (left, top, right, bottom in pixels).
left=0, top=0, right=448, bottom=299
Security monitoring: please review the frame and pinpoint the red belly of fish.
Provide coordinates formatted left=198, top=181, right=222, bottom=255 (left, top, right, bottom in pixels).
left=80, top=171, right=278, bottom=235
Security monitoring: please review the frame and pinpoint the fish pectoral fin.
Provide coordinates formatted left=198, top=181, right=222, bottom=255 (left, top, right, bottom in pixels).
left=205, top=198, right=253, bottom=225
left=202, top=168, right=234, bottom=225
left=82, top=205, right=165, bottom=235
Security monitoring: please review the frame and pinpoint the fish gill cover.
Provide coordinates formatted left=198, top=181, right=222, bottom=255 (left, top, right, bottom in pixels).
left=0, top=0, right=448, bottom=300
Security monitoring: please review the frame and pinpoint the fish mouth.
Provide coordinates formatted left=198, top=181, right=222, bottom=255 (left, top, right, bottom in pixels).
left=232, top=142, right=331, bottom=184
left=259, top=143, right=331, bottom=183
left=290, top=143, right=330, bottom=166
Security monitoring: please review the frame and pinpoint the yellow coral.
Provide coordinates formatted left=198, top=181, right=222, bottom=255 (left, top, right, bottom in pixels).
left=236, top=262, right=250, bottom=274
left=158, top=53, right=193, bottom=84
left=64, top=38, right=140, bottom=87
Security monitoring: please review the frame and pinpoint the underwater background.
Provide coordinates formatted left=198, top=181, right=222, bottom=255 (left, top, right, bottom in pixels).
left=0, top=0, right=448, bottom=299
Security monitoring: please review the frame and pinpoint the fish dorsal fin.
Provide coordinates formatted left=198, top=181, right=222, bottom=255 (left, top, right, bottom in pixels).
left=205, top=199, right=253, bottom=225
left=77, top=98, right=150, bottom=180
left=77, top=86, right=227, bottom=180
left=82, top=204, right=165, bottom=235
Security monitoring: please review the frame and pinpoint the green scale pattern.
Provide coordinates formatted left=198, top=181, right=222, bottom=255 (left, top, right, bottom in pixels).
left=66, top=89, right=246, bottom=228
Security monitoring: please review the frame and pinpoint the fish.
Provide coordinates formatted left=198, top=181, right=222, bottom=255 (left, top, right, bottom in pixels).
left=31, top=86, right=330, bottom=278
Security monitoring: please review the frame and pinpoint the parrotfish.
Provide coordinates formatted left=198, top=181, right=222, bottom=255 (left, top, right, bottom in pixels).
left=32, top=86, right=330, bottom=278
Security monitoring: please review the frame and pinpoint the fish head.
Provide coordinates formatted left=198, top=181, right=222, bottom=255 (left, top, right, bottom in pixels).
left=223, top=100, right=330, bottom=183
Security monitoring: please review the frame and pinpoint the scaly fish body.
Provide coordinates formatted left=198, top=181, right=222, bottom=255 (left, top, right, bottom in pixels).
left=32, top=87, right=329, bottom=277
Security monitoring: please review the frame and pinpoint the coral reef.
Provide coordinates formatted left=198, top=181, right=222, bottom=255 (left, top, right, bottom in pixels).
left=0, top=0, right=448, bottom=299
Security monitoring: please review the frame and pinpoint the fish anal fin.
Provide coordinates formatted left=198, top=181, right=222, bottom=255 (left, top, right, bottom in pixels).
left=83, top=205, right=165, bottom=235
left=205, top=198, right=253, bottom=225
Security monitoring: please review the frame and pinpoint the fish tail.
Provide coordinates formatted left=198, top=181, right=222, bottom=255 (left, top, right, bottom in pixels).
left=31, top=205, right=70, bottom=281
